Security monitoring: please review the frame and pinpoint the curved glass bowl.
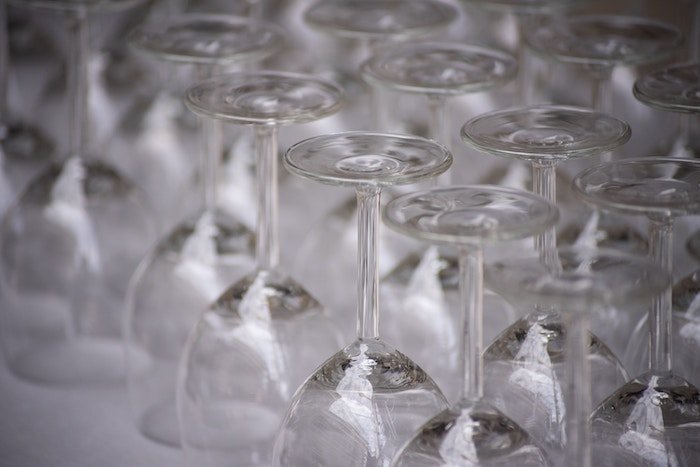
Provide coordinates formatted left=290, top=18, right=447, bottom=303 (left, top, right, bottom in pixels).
left=633, top=62, right=700, bottom=114
left=525, top=15, right=683, bottom=68
left=124, top=210, right=254, bottom=446
left=0, top=158, right=156, bottom=385
left=361, top=42, right=518, bottom=96
left=303, top=0, right=457, bottom=41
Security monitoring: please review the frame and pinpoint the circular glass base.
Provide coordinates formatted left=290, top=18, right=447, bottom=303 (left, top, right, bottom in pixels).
left=634, top=63, right=700, bottom=114
left=10, top=337, right=126, bottom=386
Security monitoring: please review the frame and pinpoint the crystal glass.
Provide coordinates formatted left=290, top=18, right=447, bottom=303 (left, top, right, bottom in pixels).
left=123, top=15, right=284, bottom=446
left=176, top=71, right=344, bottom=466
left=273, top=132, right=452, bottom=466
left=360, top=40, right=518, bottom=400
left=385, top=185, right=558, bottom=466
left=0, top=0, right=156, bottom=386
left=0, top=0, right=54, bottom=210
left=460, top=105, right=632, bottom=454
left=486, top=247, right=671, bottom=467
left=524, top=14, right=683, bottom=117
left=573, top=157, right=700, bottom=466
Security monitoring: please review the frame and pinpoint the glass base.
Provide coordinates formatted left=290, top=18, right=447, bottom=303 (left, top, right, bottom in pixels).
left=9, top=337, right=126, bottom=386
left=394, top=398, right=548, bottom=466
left=592, top=370, right=700, bottom=466
left=273, top=338, right=448, bottom=466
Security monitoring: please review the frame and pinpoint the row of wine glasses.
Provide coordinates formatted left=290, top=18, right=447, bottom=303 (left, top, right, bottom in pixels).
left=1, top=0, right=699, bottom=466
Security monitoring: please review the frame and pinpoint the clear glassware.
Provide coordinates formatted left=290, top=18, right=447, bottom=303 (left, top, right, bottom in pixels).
left=460, top=105, right=632, bottom=455
left=385, top=185, right=558, bottom=466
left=0, top=0, right=54, bottom=211
left=123, top=15, right=284, bottom=447
left=486, top=247, right=671, bottom=467
left=176, top=71, right=344, bottom=466
left=273, top=132, right=452, bottom=466
left=0, top=0, right=156, bottom=386
left=573, top=157, right=700, bottom=466
left=292, top=1, right=458, bottom=336
left=360, top=40, right=518, bottom=400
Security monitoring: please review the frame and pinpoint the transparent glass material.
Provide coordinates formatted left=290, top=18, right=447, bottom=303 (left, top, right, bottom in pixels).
left=0, top=1, right=155, bottom=386
left=176, top=71, right=344, bottom=465
left=460, top=0, right=579, bottom=14
left=274, top=132, right=452, bottom=466
left=123, top=15, right=284, bottom=446
left=460, top=105, right=631, bottom=456
left=573, top=157, right=700, bottom=466
left=385, top=185, right=558, bottom=466
left=303, top=0, right=457, bottom=41
left=486, top=248, right=671, bottom=467
left=633, top=63, right=700, bottom=114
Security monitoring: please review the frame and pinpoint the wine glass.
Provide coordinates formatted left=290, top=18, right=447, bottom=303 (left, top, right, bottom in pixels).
left=573, top=157, right=700, bottom=465
left=123, top=15, right=284, bottom=447
left=524, top=14, right=683, bottom=118
left=460, top=104, right=632, bottom=454
left=273, top=132, right=452, bottom=466
left=385, top=185, right=558, bottom=466
left=176, top=71, right=344, bottom=466
left=0, top=0, right=156, bottom=386
left=360, top=40, right=518, bottom=400
left=486, top=247, right=671, bottom=467
left=0, top=0, right=54, bottom=211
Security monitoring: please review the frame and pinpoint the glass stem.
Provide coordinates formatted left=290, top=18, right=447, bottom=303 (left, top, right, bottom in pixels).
left=255, top=125, right=279, bottom=271
left=195, top=65, right=220, bottom=214
left=0, top=0, right=8, bottom=124
left=649, top=215, right=673, bottom=374
left=532, top=160, right=560, bottom=272
left=514, top=13, right=533, bottom=106
left=67, top=5, right=89, bottom=159
left=356, top=184, right=381, bottom=340
left=691, top=0, right=700, bottom=61
left=458, top=245, right=483, bottom=401
left=372, top=87, right=391, bottom=132
left=428, top=94, right=451, bottom=186
left=564, top=308, right=592, bottom=467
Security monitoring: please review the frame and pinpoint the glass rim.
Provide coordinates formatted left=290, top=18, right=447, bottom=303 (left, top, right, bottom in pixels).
left=8, top=0, right=141, bottom=11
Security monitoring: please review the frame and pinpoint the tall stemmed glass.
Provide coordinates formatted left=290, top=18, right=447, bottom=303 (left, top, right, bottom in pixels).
left=293, top=0, right=457, bottom=333
left=574, top=157, right=700, bottom=465
left=0, top=0, right=155, bottom=386
left=385, top=185, right=558, bottom=466
left=0, top=0, right=54, bottom=206
left=176, top=71, right=344, bottom=466
left=622, top=63, right=700, bottom=381
left=524, top=14, right=683, bottom=119
left=486, top=247, right=671, bottom=467
left=460, top=105, right=632, bottom=454
left=274, top=132, right=452, bottom=466
left=123, top=15, right=284, bottom=447
left=460, top=0, right=583, bottom=105
left=360, top=41, right=517, bottom=399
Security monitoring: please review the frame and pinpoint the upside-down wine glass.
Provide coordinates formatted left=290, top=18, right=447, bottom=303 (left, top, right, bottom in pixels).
left=176, top=71, right=344, bottom=466
left=274, top=132, right=452, bottom=466
left=623, top=63, right=700, bottom=382
left=574, top=157, right=700, bottom=465
left=292, top=0, right=457, bottom=334
left=460, top=0, right=583, bottom=105
left=486, top=246, right=671, bottom=467
left=460, top=105, right=632, bottom=455
left=0, top=0, right=156, bottom=386
left=123, top=15, right=284, bottom=447
left=386, top=185, right=558, bottom=466
left=0, top=0, right=54, bottom=210
left=360, top=40, right=518, bottom=400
